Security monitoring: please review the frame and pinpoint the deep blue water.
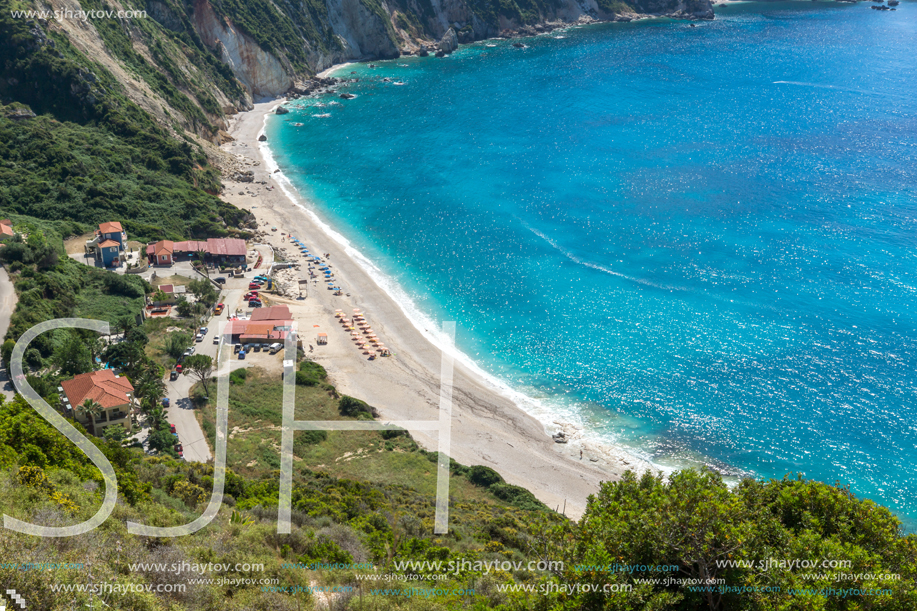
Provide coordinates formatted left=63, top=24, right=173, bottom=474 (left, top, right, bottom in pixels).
left=266, top=2, right=917, bottom=524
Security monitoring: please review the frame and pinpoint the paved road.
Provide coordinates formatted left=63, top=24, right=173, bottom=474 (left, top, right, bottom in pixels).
left=160, top=270, right=259, bottom=463
left=0, top=266, right=18, bottom=400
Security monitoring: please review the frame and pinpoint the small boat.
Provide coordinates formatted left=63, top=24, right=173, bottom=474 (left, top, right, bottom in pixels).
left=292, top=122, right=303, bottom=126
left=393, top=81, right=405, bottom=86
left=314, top=113, right=331, bottom=118
left=486, top=44, right=497, bottom=47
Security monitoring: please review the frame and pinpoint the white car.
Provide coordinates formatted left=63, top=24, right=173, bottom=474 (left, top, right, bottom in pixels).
left=213, top=336, right=220, bottom=345
left=195, top=333, right=204, bottom=342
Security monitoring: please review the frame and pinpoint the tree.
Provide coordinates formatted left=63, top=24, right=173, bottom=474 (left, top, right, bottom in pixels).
left=162, top=332, right=190, bottom=362
left=102, top=340, right=144, bottom=375
left=184, top=354, right=213, bottom=395
left=76, top=399, right=104, bottom=433
left=116, top=315, right=136, bottom=337
left=188, top=278, right=218, bottom=306
left=53, top=331, right=93, bottom=376
left=133, top=366, right=165, bottom=411
left=175, top=296, right=192, bottom=317
left=103, top=425, right=128, bottom=446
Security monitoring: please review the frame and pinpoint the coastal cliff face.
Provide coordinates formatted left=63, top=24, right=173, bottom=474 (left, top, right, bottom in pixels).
left=4, top=0, right=711, bottom=147
left=191, top=0, right=292, bottom=98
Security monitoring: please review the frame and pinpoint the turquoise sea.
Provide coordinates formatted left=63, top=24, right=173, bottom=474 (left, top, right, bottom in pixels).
left=265, top=2, right=917, bottom=524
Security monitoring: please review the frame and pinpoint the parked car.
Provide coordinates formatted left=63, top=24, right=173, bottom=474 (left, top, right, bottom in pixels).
left=254, top=275, right=268, bottom=282
left=175, top=364, right=183, bottom=374
left=195, top=333, right=204, bottom=342
left=269, top=343, right=283, bottom=354
left=200, top=327, right=209, bottom=335
left=169, top=369, right=178, bottom=381
left=162, top=397, right=170, bottom=408
left=183, top=348, right=193, bottom=357
left=174, top=443, right=183, bottom=457
left=248, top=283, right=261, bottom=290
left=249, top=301, right=262, bottom=308
left=214, top=277, right=226, bottom=284
left=214, top=303, right=225, bottom=315
left=213, top=336, right=220, bottom=345
left=169, top=424, right=176, bottom=434
left=234, top=344, right=241, bottom=354
left=252, top=344, right=262, bottom=352
left=238, top=350, right=246, bottom=360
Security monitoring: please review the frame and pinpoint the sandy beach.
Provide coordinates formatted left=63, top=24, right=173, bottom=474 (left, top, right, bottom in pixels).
left=219, top=99, right=654, bottom=519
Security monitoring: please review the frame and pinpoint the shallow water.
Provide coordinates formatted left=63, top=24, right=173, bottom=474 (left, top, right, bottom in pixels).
left=267, top=2, right=917, bottom=524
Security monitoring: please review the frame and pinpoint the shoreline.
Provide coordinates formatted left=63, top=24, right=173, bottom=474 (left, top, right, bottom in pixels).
left=221, top=96, right=655, bottom=518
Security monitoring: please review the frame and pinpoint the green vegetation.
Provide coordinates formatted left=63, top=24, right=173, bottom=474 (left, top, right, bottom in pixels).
left=0, top=224, right=147, bottom=358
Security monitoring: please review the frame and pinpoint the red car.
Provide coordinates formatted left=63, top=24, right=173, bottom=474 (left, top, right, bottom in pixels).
left=175, top=364, right=182, bottom=373
left=174, top=443, right=183, bottom=457
left=244, top=291, right=258, bottom=300
left=169, top=424, right=176, bottom=434
left=248, top=282, right=261, bottom=290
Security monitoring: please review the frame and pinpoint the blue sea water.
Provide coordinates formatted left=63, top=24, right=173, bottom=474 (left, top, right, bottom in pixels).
left=266, top=3, right=917, bottom=524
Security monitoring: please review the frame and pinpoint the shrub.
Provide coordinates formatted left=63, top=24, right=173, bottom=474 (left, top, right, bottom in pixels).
left=338, top=395, right=377, bottom=418
left=489, top=483, right=546, bottom=511
left=468, top=465, right=504, bottom=487
left=295, top=370, right=318, bottom=386
left=229, top=368, right=248, bottom=385
left=294, top=429, right=327, bottom=452
left=381, top=427, right=407, bottom=440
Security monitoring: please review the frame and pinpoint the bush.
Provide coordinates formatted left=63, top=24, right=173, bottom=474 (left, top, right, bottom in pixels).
left=299, top=359, right=327, bottom=379
left=338, top=395, right=377, bottom=418
left=489, top=483, right=546, bottom=511
left=295, top=370, right=318, bottom=386
left=468, top=465, right=504, bottom=487
left=229, top=369, right=248, bottom=385
left=381, top=427, right=407, bottom=440
left=294, top=429, right=327, bottom=452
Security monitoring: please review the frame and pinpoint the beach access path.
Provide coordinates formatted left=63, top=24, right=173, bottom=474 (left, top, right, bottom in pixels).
left=219, top=100, right=654, bottom=519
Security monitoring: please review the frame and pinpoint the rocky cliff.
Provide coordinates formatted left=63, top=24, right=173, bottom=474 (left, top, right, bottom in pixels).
left=4, top=0, right=712, bottom=146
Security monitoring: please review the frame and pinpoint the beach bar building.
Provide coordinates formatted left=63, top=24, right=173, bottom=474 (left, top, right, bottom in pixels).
left=225, top=306, right=293, bottom=345
left=146, top=238, right=247, bottom=267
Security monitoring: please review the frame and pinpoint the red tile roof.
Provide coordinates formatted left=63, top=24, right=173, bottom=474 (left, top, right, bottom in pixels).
left=99, top=221, right=123, bottom=234
left=153, top=240, right=174, bottom=255
left=98, top=239, right=119, bottom=248
left=226, top=320, right=292, bottom=337
left=0, top=219, right=11, bottom=225
left=61, top=370, right=134, bottom=409
left=206, top=238, right=246, bottom=257
left=158, top=284, right=174, bottom=294
left=251, top=306, right=291, bottom=321
left=0, top=224, right=13, bottom=237
left=173, top=240, right=208, bottom=252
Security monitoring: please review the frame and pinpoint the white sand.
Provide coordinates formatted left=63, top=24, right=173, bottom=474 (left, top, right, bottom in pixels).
left=220, top=100, right=655, bottom=519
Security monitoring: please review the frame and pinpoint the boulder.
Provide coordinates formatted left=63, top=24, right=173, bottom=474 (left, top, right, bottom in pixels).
left=275, top=106, right=289, bottom=115
left=439, top=27, right=459, bottom=54
left=258, top=134, right=267, bottom=142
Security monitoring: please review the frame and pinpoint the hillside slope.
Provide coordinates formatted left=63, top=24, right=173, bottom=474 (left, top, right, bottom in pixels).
left=6, top=0, right=712, bottom=145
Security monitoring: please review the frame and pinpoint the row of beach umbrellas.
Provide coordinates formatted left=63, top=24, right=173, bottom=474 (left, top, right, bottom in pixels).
left=335, top=308, right=390, bottom=357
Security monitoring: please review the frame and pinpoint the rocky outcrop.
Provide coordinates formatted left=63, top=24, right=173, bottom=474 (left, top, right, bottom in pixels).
left=439, top=28, right=459, bottom=54
left=191, top=0, right=291, bottom=99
